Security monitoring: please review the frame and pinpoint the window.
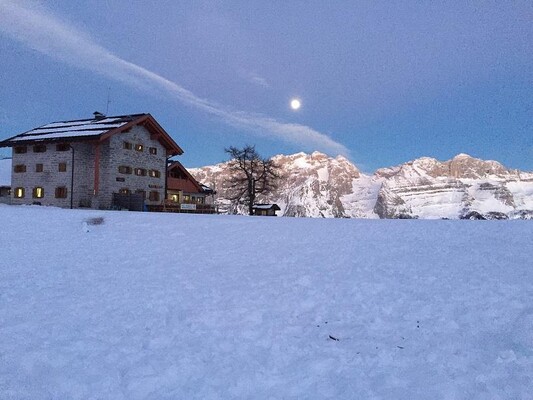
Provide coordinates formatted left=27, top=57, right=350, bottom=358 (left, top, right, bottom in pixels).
left=149, top=147, right=157, bottom=155
left=14, top=146, right=27, bottom=154
left=184, top=194, right=190, bottom=203
left=56, top=144, right=70, bottom=152
left=14, top=164, right=26, bottom=173
left=149, top=169, right=161, bottom=178
left=14, top=187, right=25, bottom=198
left=58, top=163, right=67, bottom=172
left=149, top=191, right=160, bottom=202
left=36, top=164, right=43, bottom=173
left=171, top=194, right=178, bottom=202
left=33, top=144, right=46, bottom=153
left=116, top=177, right=125, bottom=182
left=135, top=189, right=146, bottom=199
left=135, top=144, right=144, bottom=152
left=123, top=141, right=132, bottom=150
left=32, top=187, right=44, bottom=199
left=118, top=165, right=132, bottom=174
left=119, top=188, right=130, bottom=195
left=134, top=168, right=147, bottom=176
left=55, top=187, right=68, bottom=198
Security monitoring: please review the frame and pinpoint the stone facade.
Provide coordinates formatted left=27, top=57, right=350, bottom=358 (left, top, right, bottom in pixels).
left=9, top=125, right=168, bottom=209
left=97, top=125, right=167, bottom=209
left=10, top=142, right=86, bottom=207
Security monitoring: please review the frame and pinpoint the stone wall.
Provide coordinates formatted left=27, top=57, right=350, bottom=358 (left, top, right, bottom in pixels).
left=10, top=142, right=93, bottom=208
left=97, top=125, right=167, bottom=209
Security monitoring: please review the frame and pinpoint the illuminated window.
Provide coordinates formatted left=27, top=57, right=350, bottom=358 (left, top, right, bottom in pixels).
left=149, top=147, right=157, bottom=155
left=56, top=144, right=70, bottom=152
left=118, top=165, right=132, bottom=174
left=36, top=164, right=43, bottom=173
left=119, top=188, right=130, bottom=195
left=14, top=187, right=25, bottom=198
left=149, top=170, right=161, bottom=178
left=33, top=144, right=46, bottom=153
left=58, top=163, right=67, bottom=172
left=32, top=187, right=44, bottom=199
left=55, top=187, right=68, bottom=198
left=184, top=194, right=190, bottom=203
left=149, top=191, right=160, bottom=201
left=135, top=144, right=143, bottom=152
left=14, top=164, right=26, bottom=173
left=171, top=194, right=178, bottom=202
left=123, top=141, right=132, bottom=150
left=134, top=168, right=147, bottom=176
left=14, top=146, right=27, bottom=154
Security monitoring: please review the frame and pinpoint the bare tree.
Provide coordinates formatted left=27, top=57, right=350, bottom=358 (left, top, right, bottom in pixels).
left=225, top=145, right=280, bottom=215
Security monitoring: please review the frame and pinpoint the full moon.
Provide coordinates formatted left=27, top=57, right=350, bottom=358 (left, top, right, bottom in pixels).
left=290, top=99, right=301, bottom=110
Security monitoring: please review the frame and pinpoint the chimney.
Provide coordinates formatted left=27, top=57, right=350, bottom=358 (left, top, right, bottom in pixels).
left=93, top=111, right=105, bottom=120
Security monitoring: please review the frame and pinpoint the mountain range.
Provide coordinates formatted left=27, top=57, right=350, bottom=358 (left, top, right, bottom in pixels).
left=190, top=152, right=533, bottom=219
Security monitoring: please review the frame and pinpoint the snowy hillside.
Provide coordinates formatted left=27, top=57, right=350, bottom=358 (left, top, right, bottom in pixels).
left=1, top=205, right=532, bottom=399
left=191, top=152, right=533, bottom=219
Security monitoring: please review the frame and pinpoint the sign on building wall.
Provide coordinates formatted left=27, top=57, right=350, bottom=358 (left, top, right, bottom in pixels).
left=180, top=203, right=196, bottom=210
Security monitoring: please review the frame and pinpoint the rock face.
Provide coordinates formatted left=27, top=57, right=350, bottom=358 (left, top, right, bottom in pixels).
left=372, top=153, right=533, bottom=219
left=189, top=152, right=533, bottom=219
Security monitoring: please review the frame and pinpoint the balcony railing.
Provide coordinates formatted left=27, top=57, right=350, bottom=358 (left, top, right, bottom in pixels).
left=147, top=200, right=217, bottom=214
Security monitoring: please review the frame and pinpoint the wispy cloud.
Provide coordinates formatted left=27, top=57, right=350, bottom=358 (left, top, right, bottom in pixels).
left=0, top=0, right=349, bottom=156
left=239, top=69, right=271, bottom=88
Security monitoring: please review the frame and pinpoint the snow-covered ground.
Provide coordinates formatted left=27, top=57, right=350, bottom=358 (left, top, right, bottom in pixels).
left=1, top=205, right=532, bottom=399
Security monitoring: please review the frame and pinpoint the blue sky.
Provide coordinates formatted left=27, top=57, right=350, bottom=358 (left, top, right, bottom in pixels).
left=0, top=0, right=531, bottom=172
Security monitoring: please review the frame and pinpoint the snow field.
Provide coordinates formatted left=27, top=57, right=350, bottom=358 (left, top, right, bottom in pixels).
left=0, top=205, right=532, bottom=399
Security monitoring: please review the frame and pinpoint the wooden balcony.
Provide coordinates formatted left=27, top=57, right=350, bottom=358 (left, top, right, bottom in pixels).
left=147, top=200, right=217, bottom=214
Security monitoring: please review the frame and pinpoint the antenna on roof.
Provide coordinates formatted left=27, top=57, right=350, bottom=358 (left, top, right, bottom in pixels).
left=93, top=111, right=105, bottom=120
left=105, top=87, right=111, bottom=115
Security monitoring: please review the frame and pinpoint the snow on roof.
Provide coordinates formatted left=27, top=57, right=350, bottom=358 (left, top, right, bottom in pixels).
left=200, top=184, right=215, bottom=193
left=0, top=158, right=12, bottom=186
left=10, top=129, right=111, bottom=142
left=2, top=114, right=146, bottom=144
left=253, top=204, right=280, bottom=210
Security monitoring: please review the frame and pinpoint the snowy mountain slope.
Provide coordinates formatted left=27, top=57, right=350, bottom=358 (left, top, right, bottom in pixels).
left=374, top=154, right=533, bottom=219
left=192, top=151, right=380, bottom=218
left=190, top=152, right=533, bottom=219
left=1, top=206, right=532, bottom=399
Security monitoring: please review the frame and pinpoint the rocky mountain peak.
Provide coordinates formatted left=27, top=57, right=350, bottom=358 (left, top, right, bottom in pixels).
left=189, top=151, right=532, bottom=219
left=441, top=154, right=510, bottom=179
left=453, top=153, right=473, bottom=159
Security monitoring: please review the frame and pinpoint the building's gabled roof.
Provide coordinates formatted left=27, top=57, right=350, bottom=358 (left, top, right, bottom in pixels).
left=199, top=183, right=216, bottom=195
left=0, top=158, right=11, bottom=187
left=253, top=203, right=281, bottom=211
left=167, top=160, right=204, bottom=193
left=0, top=113, right=184, bottom=156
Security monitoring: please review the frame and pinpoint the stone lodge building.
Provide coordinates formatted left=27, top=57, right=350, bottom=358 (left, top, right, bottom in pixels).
left=0, top=112, right=183, bottom=209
